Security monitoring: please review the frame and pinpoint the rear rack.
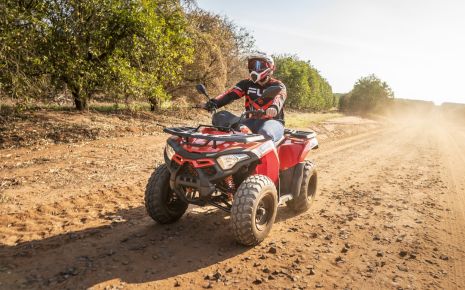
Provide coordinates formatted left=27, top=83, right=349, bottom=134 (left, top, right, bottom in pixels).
left=284, top=129, right=317, bottom=139
left=163, top=126, right=266, bottom=143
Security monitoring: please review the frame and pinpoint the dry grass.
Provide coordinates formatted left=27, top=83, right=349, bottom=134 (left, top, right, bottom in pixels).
left=285, top=111, right=343, bottom=128
left=0, top=192, right=11, bottom=204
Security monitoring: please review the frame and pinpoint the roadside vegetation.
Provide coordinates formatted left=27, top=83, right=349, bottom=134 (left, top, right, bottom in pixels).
left=273, top=55, right=335, bottom=111
left=338, top=74, right=394, bottom=114
left=1, top=0, right=399, bottom=152
left=1, top=0, right=194, bottom=110
left=1, top=0, right=405, bottom=142
left=1, top=0, right=335, bottom=113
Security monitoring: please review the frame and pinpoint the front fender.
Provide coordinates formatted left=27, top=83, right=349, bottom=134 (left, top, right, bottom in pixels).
left=253, top=144, right=280, bottom=184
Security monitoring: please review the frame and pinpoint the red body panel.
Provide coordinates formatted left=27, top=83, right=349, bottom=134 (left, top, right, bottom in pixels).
left=278, top=137, right=312, bottom=170
left=254, top=148, right=280, bottom=184
left=170, top=128, right=314, bottom=183
left=172, top=154, right=215, bottom=168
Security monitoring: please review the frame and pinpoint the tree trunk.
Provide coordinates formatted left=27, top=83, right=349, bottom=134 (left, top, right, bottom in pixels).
left=72, top=89, right=87, bottom=111
left=149, top=97, right=159, bottom=112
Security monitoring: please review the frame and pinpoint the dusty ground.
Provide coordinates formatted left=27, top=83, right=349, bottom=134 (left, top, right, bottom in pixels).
left=0, top=107, right=209, bottom=149
left=1, top=111, right=464, bottom=289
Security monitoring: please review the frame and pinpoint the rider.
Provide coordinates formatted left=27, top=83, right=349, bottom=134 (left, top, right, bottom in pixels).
left=203, top=52, right=287, bottom=142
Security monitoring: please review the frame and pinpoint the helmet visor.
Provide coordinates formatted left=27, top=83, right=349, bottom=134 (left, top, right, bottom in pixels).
left=248, top=59, right=269, bottom=73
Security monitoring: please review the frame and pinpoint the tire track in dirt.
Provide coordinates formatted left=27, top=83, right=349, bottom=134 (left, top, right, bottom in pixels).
left=1, top=119, right=463, bottom=289
left=312, top=127, right=392, bottom=159
left=0, top=125, right=398, bottom=286
left=0, top=135, right=167, bottom=214
left=0, top=125, right=385, bottom=247
left=434, top=117, right=465, bottom=289
left=296, top=123, right=436, bottom=289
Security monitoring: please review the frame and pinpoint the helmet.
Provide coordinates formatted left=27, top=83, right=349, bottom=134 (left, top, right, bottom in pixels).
left=247, top=52, right=275, bottom=83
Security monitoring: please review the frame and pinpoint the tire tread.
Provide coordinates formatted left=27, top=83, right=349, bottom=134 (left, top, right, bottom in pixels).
left=231, top=175, right=277, bottom=246
left=145, top=164, right=187, bottom=224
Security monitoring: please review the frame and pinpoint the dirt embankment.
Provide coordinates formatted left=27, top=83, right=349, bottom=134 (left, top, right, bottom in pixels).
left=0, top=108, right=211, bottom=150
left=2, top=110, right=464, bottom=290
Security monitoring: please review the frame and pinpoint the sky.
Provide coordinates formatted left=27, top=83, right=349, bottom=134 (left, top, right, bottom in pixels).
left=196, top=0, right=465, bottom=105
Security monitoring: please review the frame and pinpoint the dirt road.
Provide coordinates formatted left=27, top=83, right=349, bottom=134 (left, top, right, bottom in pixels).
left=1, top=113, right=464, bottom=289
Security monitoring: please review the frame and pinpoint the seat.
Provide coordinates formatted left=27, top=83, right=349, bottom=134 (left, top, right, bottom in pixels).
left=212, top=111, right=241, bottom=129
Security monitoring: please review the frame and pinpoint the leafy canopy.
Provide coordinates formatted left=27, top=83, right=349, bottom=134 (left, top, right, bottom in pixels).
left=1, top=0, right=193, bottom=110
left=273, top=55, right=334, bottom=111
left=340, top=74, right=394, bottom=113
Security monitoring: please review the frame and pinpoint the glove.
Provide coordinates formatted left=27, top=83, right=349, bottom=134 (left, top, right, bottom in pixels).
left=203, top=100, right=217, bottom=112
left=239, top=125, right=252, bottom=134
left=265, top=106, right=278, bottom=118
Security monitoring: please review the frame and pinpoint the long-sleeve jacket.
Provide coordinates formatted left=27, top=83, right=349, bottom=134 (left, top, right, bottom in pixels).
left=211, top=78, right=287, bottom=123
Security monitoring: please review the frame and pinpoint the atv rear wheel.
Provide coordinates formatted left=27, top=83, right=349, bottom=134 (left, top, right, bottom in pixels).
left=231, top=175, right=278, bottom=246
left=145, top=164, right=188, bottom=224
left=287, top=160, right=317, bottom=213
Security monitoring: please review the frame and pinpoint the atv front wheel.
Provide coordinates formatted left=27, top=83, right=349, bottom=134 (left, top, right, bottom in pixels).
left=231, top=175, right=278, bottom=246
left=287, top=160, right=317, bottom=213
left=145, top=164, right=188, bottom=224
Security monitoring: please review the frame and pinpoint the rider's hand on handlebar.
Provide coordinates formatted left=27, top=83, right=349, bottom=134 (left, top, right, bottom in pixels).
left=266, top=107, right=278, bottom=118
left=201, top=100, right=217, bottom=112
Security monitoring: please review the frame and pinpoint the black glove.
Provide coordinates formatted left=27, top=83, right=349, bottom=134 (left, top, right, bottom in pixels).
left=203, top=100, right=217, bottom=112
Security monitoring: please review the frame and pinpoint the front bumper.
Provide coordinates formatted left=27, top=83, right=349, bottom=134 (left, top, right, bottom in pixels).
left=165, top=140, right=259, bottom=205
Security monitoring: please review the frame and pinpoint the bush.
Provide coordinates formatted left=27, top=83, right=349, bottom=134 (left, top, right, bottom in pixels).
left=273, top=55, right=334, bottom=111
left=340, top=74, right=394, bottom=114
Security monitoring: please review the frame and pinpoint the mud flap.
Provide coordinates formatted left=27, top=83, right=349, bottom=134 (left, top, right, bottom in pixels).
left=279, top=162, right=305, bottom=199
left=290, top=162, right=305, bottom=199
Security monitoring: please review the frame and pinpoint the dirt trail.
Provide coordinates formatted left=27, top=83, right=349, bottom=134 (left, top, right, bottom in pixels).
left=1, top=114, right=465, bottom=289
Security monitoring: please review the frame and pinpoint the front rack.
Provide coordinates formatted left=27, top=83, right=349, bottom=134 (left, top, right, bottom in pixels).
left=164, top=126, right=316, bottom=145
left=163, top=126, right=266, bottom=143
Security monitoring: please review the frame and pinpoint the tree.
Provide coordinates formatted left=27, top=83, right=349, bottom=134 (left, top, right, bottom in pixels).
left=168, top=8, right=254, bottom=98
left=0, top=0, right=51, bottom=104
left=1, top=1, right=336, bottom=113
left=44, top=0, right=193, bottom=110
left=1, top=0, right=193, bottom=110
left=342, top=74, right=394, bottom=113
left=273, top=55, right=333, bottom=110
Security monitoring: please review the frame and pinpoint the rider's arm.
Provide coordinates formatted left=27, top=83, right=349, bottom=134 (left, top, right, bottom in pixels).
left=269, top=82, right=287, bottom=112
left=211, top=80, right=248, bottom=108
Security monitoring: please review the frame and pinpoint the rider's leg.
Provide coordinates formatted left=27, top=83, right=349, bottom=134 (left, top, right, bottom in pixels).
left=241, top=118, right=262, bottom=133
left=257, top=120, right=284, bottom=142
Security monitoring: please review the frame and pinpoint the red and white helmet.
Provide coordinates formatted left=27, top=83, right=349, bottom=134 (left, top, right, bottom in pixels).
left=247, top=52, right=275, bottom=83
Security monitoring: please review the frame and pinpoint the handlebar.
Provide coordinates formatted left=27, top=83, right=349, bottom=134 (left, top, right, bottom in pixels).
left=240, top=110, right=265, bottom=118
left=193, top=105, right=267, bottom=122
left=192, top=102, right=216, bottom=113
left=237, top=110, right=268, bottom=124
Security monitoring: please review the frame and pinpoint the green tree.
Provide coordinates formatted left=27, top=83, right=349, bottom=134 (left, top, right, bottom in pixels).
left=338, top=93, right=350, bottom=112
left=1, top=0, right=193, bottom=110
left=43, top=0, right=193, bottom=110
left=342, top=74, right=394, bottom=113
left=0, top=0, right=50, bottom=104
left=273, top=54, right=333, bottom=110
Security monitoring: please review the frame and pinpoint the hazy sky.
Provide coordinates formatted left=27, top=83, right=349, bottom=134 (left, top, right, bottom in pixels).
left=197, top=0, right=465, bottom=105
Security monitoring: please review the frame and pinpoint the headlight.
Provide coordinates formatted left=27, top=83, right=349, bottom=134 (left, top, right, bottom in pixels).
left=216, top=154, right=249, bottom=170
left=165, top=144, right=176, bottom=160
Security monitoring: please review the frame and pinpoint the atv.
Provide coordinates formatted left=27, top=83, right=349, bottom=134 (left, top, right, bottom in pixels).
left=145, top=84, right=318, bottom=246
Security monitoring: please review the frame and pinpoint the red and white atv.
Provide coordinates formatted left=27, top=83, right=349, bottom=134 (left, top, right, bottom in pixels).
left=145, top=85, right=318, bottom=245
